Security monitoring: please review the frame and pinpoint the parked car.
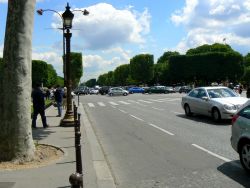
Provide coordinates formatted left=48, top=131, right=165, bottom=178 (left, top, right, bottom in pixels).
left=74, top=87, right=89, bottom=95
left=128, top=87, right=145, bottom=94
left=99, top=86, right=110, bottom=95
left=108, top=87, right=129, bottom=96
left=231, top=100, right=250, bottom=173
left=181, top=86, right=248, bottom=122
left=89, top=88, right=99, bottom=95
left=165, top=86, right=175, bottom=93
left=143, top=86, right=169, bottom=94
left=179, top=86, right=192, bottom=93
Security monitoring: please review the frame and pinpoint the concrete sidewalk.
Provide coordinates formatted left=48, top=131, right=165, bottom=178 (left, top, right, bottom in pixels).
left=0, top=102, right=116, bottom=188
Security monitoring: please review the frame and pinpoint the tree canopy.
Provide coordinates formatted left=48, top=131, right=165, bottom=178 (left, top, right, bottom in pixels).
left=70, top=52, right=83, bottom=88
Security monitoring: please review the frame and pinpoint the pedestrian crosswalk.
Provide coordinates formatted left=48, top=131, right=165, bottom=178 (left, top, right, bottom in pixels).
left=86, top=98, right=181, bottom=108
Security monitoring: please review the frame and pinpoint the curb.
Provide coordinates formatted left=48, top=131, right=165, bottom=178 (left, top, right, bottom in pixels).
left=78, top=103, right=116, bottom=188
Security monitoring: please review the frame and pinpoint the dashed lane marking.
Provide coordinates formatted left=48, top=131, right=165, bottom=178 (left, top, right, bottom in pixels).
left=97, top=102, right=106, bottom=107
left=130, top=114, right=144, bottom=121
left=119, top=101, right=130, bottom=105
left=149, top=123, right=175, bottom=136
left=192, top=144, right=231, bottom=162
left=152, top=107, right=164, bottom=111
left=88, top=103, right=95, bottom=107
left=109, top=101, right=119, bottom=106
left=138, top=100, right=152, bottom=104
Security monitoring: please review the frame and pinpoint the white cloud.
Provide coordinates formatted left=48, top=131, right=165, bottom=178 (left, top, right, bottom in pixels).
left=82, top=48, right=131, bottom=81
left=53, top=3, right=151, bottom=50
left=171, top=0, right=250, bottom=54
left=0, top=0, right=7, bottom=3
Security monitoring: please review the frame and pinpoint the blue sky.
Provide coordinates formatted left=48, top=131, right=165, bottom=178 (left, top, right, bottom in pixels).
left=1, top=0, right=250, bottom=82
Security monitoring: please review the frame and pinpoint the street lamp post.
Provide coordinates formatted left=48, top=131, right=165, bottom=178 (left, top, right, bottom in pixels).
left=61, top=3, right=74, bottom=126
left=37, top=3, right=89, bottom=127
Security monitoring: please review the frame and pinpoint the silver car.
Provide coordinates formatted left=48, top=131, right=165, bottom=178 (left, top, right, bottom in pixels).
left=108, top=87, right=129, bottom=96
left=181, top=86, right=248, bottom=122
left=231, top=100, right=250, bottom=173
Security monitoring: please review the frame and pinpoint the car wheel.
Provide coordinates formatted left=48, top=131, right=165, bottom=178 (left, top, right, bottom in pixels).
left=239, top=141, right=250, bottom=173
left=123, top=93, right=128, bottom=96
left=184, top=104, right=192, bottom=116
left=109, top=93, right=113, bottom=96
left=212, top=108, right=221, bottom=122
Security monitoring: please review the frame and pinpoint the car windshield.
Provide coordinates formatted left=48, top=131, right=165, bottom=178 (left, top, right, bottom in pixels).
left=207, top=88, right=238, bottom=98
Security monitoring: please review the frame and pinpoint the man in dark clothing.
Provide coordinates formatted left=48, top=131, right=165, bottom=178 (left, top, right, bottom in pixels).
left=54, top=85, right=64, bottom=117
left=32, top=83, right=49, bottom=128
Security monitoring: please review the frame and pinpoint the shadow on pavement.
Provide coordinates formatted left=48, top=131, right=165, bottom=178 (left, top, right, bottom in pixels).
left=32, top=129, right=56, bottom=141
left=217, top=160, right=250, bottom=187
left=177, top=114, right=231, bottom=126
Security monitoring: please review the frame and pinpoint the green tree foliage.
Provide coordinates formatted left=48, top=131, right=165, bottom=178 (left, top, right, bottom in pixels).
left=97, top=73, right=108, bottom=86
left=114, top=64, right=130, bottom=86
left=243, top=53, right=250, bottom=67
left=186, top=43, right=235, bottom=55
left=0, top=58, right=3, bottom=81
left=169, top=52, right=243, bottom=84
left=153, top=62, right=170, bottom=85
left=47, top=64, right=57, bottom=87
left=85, top=78, right=97, bottom=87
left=32, top=60, right=48, bottom=87
left=157, top=51, right=179, bottom=64
left=130, top=54, right=154, bottom=84
left=70, top=52, right=83, bottom=88
left=57, top=76, right=64, bottom=87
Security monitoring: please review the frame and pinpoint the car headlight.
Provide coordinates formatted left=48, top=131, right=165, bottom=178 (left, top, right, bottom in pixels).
left=223, top=104, right=236, bottom=111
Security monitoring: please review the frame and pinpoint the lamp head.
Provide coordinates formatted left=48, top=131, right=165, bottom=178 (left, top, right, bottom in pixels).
left=62, top=3, right=74, bottom=29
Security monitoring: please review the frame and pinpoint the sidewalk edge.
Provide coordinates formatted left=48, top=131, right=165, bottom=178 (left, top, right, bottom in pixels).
left=78, top=103, right=116, bottom=188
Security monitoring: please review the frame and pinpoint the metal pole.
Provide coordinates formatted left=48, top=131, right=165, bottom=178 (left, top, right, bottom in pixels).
left=78, top=94, right=80, bottom=106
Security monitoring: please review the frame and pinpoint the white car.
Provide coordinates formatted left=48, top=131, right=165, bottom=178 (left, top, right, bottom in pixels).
left=231, top=100, right=250, bottom=173
left=181, top=86, right=248, bottom=122
left=89, top=88, right=99, bottom=95
left=108, top=87, right=128, bottom=96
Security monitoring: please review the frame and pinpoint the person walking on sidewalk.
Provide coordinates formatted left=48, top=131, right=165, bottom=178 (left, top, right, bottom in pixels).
left=32, top=83, right=49, bottom=128
left=54, top=85, right=64, bottom=117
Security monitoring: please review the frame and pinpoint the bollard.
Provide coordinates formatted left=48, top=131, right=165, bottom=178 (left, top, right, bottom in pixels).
left=69, top=113, right=83, bottom=188
left=78, top=94, right=80, bottom=106
left=75, top=114, right=83, bottom=176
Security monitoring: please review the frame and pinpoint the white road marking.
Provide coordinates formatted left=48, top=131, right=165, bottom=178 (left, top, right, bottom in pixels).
left=152, top=107, right=164, bottom=111
left=130, top=114, right=144, bottom=121
left=88, top=103, right=95, bottom=107
left=192, top=144, right=231, bottom=162
left=138, top=100, right=152, bottom=104
left=149, top=123, right=175, bottom=136
left=167, top=98, right=181, bottom=101
left=171, top=111, right=183, bottom=115
left=119, top=109, right=127, bottom=113
left=97, top=102, right=106, bottom=107
left=109, top=102, right=119, bottom=106
left=119, top=101, right=130, bottom=105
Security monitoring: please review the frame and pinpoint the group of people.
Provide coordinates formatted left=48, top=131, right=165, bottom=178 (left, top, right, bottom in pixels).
left=31, top=83, right=65, bottom=129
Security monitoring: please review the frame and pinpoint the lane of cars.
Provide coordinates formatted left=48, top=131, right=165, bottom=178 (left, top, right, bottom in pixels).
left=78, top=84, right=250, bottom=173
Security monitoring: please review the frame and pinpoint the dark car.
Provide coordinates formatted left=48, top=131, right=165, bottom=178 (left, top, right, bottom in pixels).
left=179, top=86, right=192, bottom=93
left=143, top=86, right=169, bottom=94
left=74, top=87, right=89, bottom=95
left=99, top=86, right=110, bottom=95
left=128, top=87, right=145, bottom=94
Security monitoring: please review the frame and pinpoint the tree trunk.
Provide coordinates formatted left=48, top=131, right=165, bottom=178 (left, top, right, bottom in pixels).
left=0, top=0, right=36, bottom=162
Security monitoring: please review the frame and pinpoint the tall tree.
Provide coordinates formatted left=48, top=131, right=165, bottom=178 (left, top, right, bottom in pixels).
left=32, top=60, right=48, bottom=87
left=70, top=52, right=83, bottom=88
left=85, top=78, right=97, bottom=87
left=157, top=51, right=179, bottom=64
left=0, top=0, right=36, bottom=161
left=130, top=54, right=154, bottom=85
left=114, top=64, right=130, bottom=86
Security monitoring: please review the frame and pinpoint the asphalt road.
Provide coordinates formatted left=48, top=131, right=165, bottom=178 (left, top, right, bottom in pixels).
left=80, top=93, right=250, bottom=188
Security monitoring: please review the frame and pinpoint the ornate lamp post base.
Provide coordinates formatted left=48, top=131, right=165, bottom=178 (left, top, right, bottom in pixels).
left=60, top=111, right=74, bottom=127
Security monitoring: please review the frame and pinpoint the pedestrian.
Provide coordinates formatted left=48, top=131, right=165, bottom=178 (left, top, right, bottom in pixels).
left=32, top=83, right=49, bottom=128
left=247, top=86, right=250, bottom=98
left=54, top=85, right=64, bottom=117
left=45, top=88, right=51, bottom=100
left=239, top=85, right=243, bottom=95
